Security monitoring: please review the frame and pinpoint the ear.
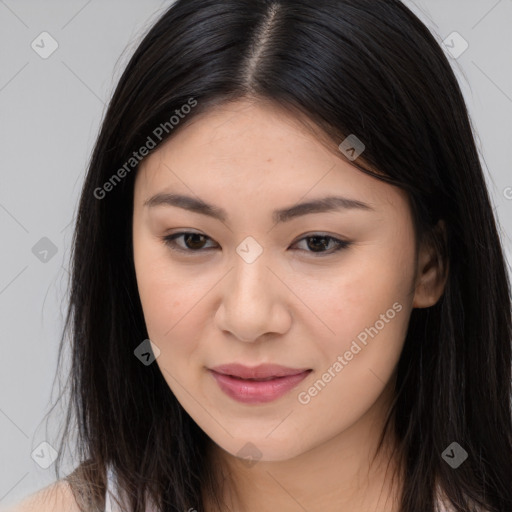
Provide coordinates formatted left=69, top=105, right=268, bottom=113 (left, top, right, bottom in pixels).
left=412, top=220, right=449, bottom=309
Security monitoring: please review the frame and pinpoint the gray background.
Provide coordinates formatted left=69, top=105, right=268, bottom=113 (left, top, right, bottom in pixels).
left=1, top=0, right=511, bottom=508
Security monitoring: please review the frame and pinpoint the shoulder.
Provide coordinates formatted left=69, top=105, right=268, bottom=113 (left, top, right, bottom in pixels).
left=4, top=479, right=81, bottom=512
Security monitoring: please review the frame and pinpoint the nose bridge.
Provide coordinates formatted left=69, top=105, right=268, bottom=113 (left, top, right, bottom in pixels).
left=229, top=245, right=271, bottom=305
left=215, top=241, right=291, bottom=342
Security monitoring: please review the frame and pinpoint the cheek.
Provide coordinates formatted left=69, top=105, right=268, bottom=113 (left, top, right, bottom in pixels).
left=291, top=247, right=414, bottom=361
left=133, top=240, right=184, bottom=340
left=137, top=271, right=198, bottom=344
left=133, top=248, right=215, bottom=367
left=291, top=259, right=411, bottom=428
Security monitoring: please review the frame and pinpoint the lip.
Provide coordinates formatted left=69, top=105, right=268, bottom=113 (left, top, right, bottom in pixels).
left=209, top=364, right=312, bottom=404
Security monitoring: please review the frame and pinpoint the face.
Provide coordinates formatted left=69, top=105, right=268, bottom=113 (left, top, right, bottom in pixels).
left=132, top=98, right=437, bottom=463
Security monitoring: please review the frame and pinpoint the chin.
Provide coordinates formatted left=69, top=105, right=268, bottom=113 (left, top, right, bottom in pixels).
left=214, top=434, right=310, bottom=464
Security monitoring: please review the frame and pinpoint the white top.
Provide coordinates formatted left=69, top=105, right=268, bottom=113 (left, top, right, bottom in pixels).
left=104, top=465, right=121, bottom=512
left=105, top=465, right=159, bottom=512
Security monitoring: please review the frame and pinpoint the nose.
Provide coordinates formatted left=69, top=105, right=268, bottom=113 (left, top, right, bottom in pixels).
left=214, top=253, right=292, bottom=343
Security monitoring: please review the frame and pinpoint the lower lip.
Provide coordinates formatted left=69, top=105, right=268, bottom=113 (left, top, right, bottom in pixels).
left=209, top=370, right=311, bottom=404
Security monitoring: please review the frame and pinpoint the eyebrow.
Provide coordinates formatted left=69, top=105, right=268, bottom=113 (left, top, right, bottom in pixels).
left=143, top=192, right=375, bottom=224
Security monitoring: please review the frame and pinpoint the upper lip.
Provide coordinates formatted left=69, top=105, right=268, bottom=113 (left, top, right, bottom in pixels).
left=209, top=363, right=311, bottom=379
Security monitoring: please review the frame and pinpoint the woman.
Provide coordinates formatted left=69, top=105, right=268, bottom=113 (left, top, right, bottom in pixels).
left=10, top=0, right=512, bottom=511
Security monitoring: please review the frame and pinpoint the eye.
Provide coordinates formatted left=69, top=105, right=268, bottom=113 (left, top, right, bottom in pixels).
left=161, top=231, right=351, bottom=256
left=162, top=232, right=217, bottom=253
left=291, top=234, right=351, bottom=255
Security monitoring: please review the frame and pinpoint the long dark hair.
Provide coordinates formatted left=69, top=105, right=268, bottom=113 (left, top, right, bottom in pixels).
left=48, top=0, right=512, bottom=510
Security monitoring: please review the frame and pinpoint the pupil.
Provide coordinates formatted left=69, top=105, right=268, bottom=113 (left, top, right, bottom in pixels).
left=186, top=234, right=205, bottom=249
left=308, top=236, right=328, bottom=252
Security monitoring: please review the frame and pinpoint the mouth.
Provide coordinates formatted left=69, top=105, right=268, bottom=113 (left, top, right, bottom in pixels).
left=226, top=375, right=290, bottom=381
left=210, top=363, right=312, bottom=379
left=208, top=364, right=312, bottom=404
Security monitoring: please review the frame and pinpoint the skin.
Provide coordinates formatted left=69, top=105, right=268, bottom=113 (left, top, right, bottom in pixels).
left=132, top=98, right=448, bottom=512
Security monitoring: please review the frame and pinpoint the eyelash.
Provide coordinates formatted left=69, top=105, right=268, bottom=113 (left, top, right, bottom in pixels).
left=160, top=232, right=351, bottom=257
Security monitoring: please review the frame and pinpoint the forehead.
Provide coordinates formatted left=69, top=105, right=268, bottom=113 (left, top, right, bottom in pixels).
left=134, top=99, right=408, bottom=216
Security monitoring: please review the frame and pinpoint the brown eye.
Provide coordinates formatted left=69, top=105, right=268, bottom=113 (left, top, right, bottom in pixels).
left=162, top=232, right=217, bottom=253
left=292, top=235, right=351, bottom=256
